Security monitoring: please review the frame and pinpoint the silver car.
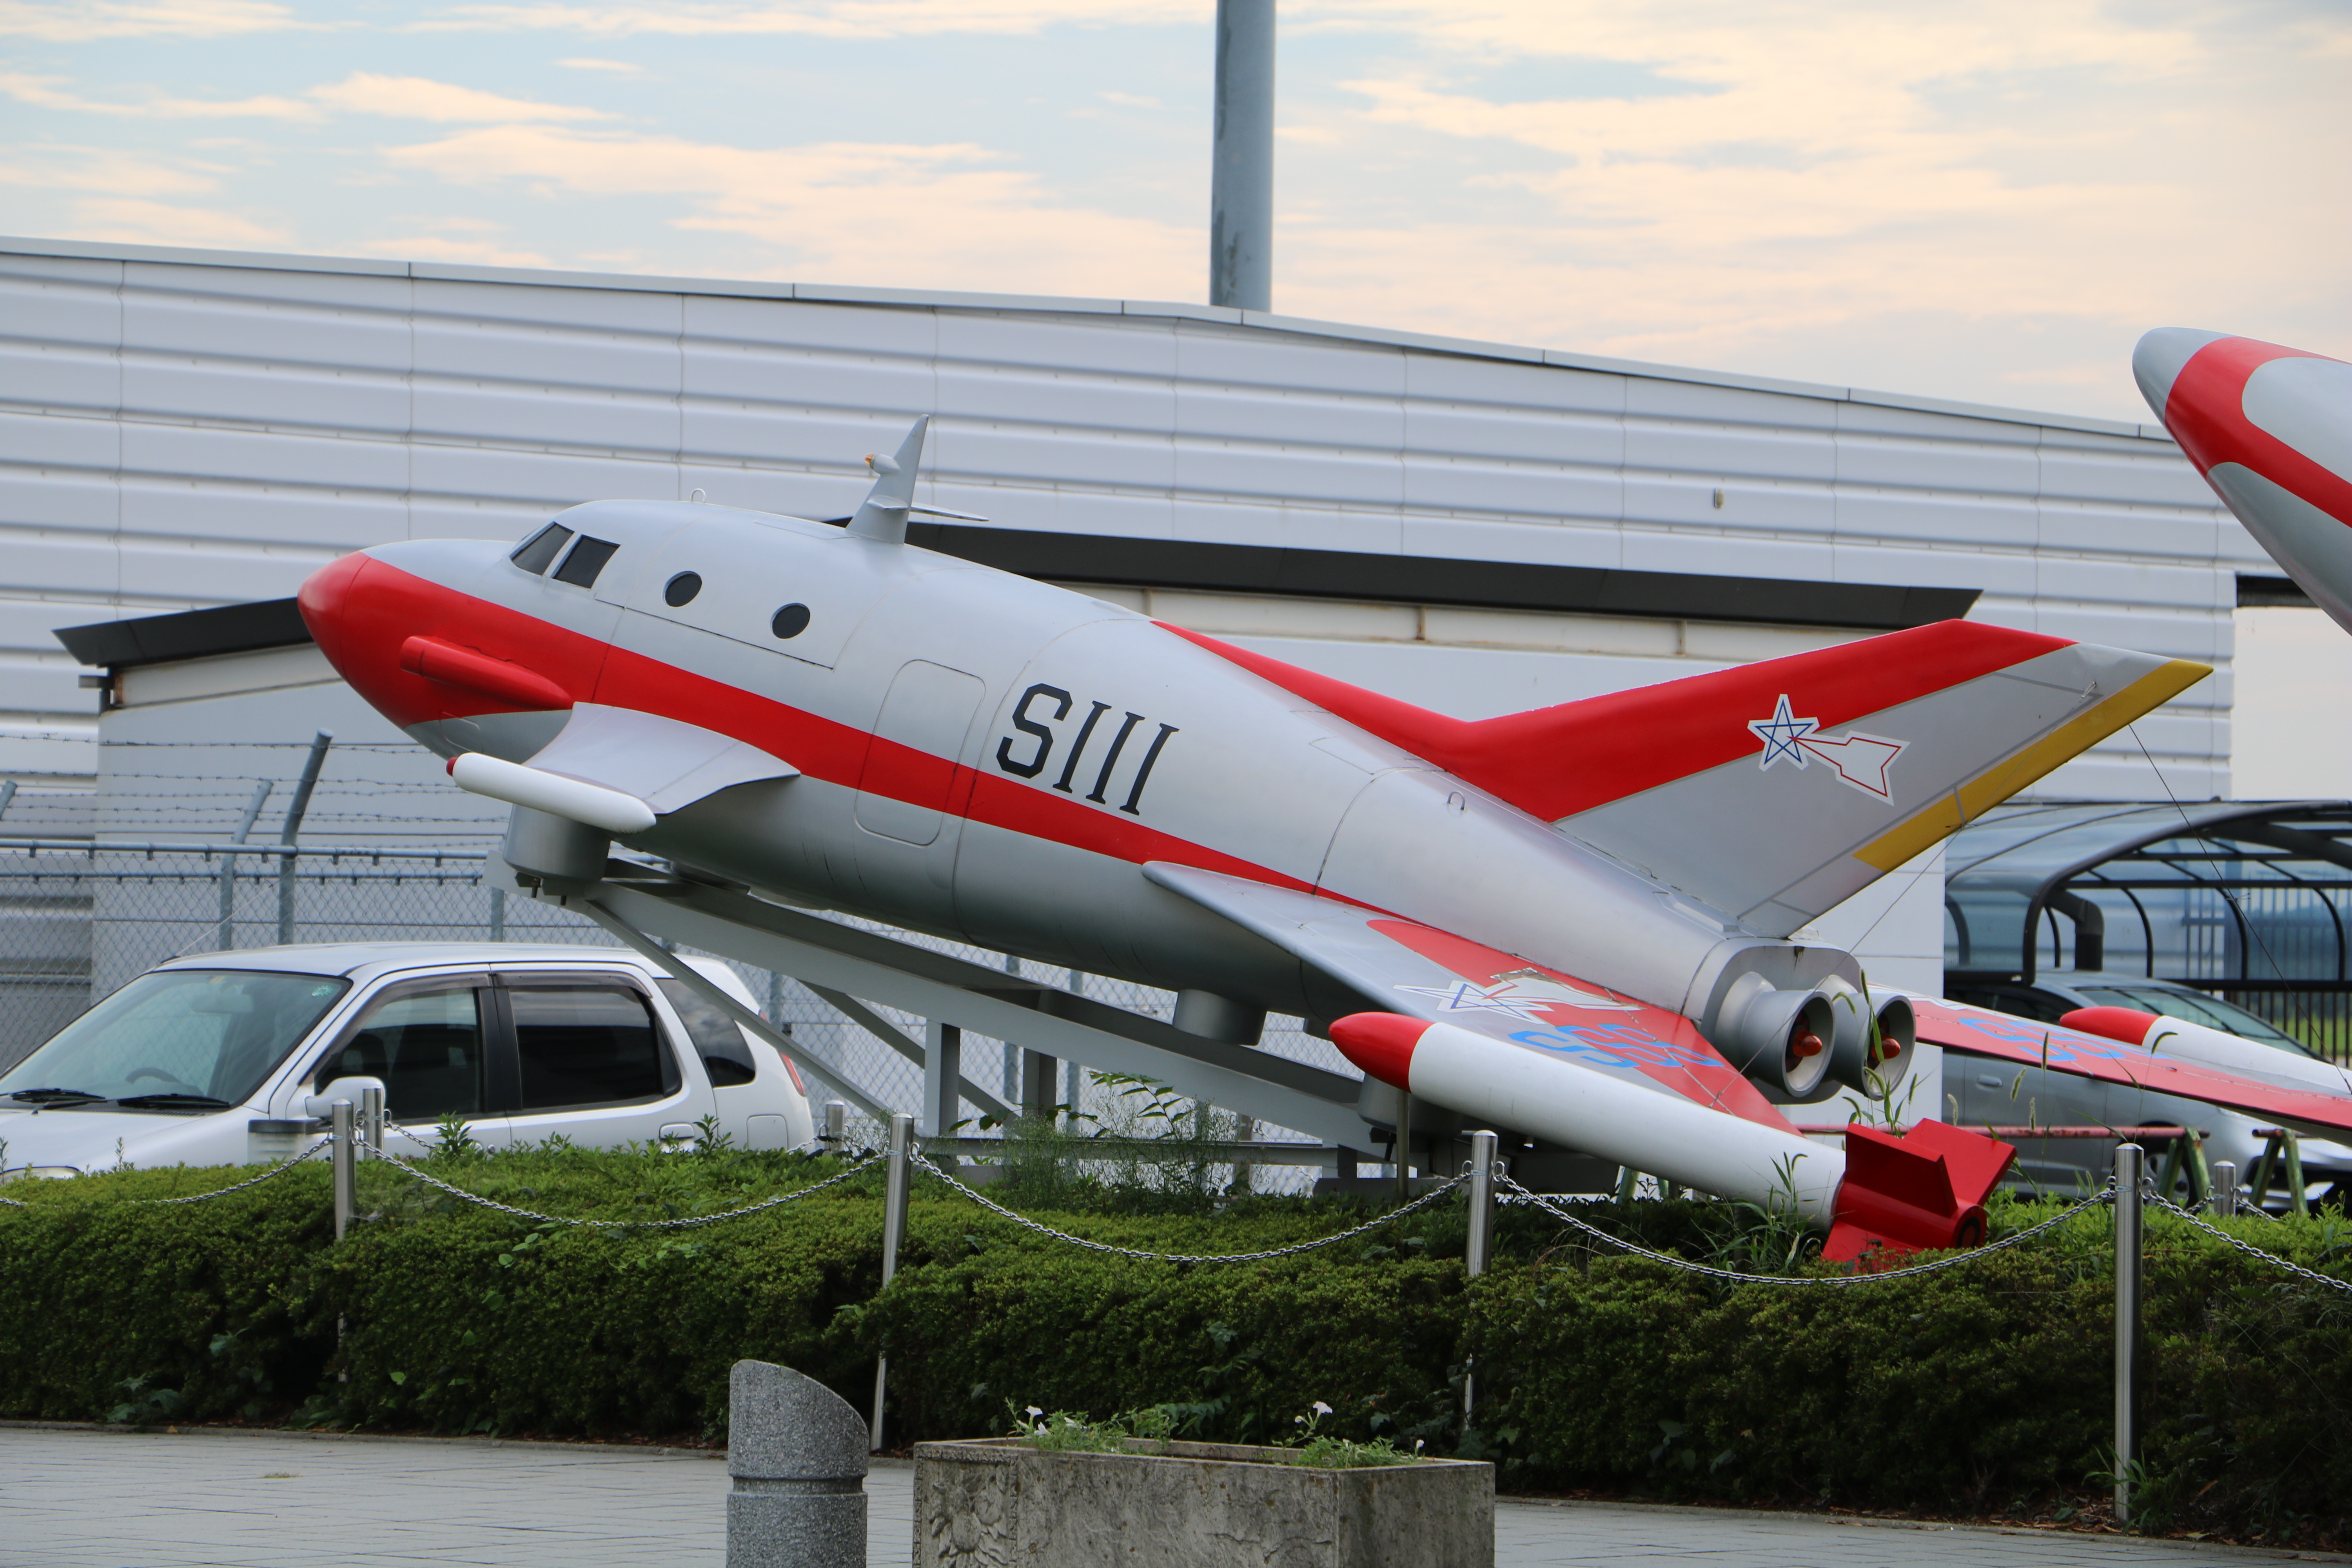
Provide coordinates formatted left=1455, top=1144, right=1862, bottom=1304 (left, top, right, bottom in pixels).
left=0, top=943, right=814, bottom=1179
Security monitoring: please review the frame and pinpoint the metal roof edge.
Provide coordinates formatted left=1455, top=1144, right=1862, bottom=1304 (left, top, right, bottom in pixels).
left=0, top=233, right=2170, bottom=445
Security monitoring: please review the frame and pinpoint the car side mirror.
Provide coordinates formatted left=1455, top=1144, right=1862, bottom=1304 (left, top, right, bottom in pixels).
left=304, top=1075, right=387, bottom=1120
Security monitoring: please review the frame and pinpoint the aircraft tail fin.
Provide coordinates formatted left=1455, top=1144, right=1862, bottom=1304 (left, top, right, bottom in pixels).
left=1163, top=620, right=2206, bottom=935
left=848, top=416, right=930, bottom=543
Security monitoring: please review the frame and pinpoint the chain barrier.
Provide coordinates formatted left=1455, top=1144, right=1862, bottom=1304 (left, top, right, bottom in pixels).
left=1495, top=1170, right=2119, bottom=1286
left=2145, top=1187, right=2352, bottom=1297
left=910, top=1148, right=1468, bottom=1263
left=0, top=1137, right=337, bottom=1210
left=363, top=1143, right=889, bottom=1230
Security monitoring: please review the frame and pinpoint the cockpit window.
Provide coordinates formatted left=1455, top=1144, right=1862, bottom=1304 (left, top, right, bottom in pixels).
left=552, top=535, right=621, bottom=588
left=511, top=523, right=573, bottom=575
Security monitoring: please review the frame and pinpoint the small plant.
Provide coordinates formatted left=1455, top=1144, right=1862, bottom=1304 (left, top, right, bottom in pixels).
left=1287, top=1401, right=1419, bottom=1469
left=690, top=1113, right=735, bottom=1156
left=1007, top=1400, right=1179, bottom=1454
left=106, top=1374, right=184, bottom=1428
left=431, top=1112, right=482, bottom=1163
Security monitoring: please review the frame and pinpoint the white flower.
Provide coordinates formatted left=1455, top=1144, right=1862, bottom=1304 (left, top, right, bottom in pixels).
left=1311, top=1401, right=1332, bottom=1417
left=1025, top=1406, right=1042, bottom=1418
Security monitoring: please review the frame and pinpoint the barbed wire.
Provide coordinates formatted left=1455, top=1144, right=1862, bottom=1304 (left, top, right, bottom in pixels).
left=2146, top=1189, right=2352, bottom=1297
left=1495, top=1170, right=2118, bottom=1286
left=911, top=1148, right=1468, bottom=1263
left=363, top=1143, right=888, bottom=1230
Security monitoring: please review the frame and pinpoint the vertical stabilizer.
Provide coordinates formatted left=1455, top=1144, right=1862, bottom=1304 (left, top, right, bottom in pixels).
left=848, top=417, right=930, bottom=544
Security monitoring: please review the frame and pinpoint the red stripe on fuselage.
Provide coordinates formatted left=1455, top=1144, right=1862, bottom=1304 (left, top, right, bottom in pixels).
left=307, top=557, right=1324, bottom=896
left=2168, top=337, right=2352, bottom=528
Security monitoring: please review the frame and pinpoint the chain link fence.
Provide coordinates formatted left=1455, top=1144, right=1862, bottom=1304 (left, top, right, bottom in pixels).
left=0, top=840, right=1350, bottom=1192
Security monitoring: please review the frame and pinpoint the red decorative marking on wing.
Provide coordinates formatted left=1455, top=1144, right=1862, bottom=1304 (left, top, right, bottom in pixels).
left=2166, top=337, right=2352, bottom=528
left=1362, top=916, right=1797, bottom=1132
left=1158, top=620, right=2069, bottom=823
left=1911, top=997, right=2352, bottom=1135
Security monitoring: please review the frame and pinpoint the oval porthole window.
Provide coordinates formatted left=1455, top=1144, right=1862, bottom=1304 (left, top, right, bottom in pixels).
left=771, top=603, right=811, bottom=639
left=663, top=572, right=702, bottom=608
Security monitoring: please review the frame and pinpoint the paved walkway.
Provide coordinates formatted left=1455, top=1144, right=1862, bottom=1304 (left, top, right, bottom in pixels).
left=1, top=1425, right=2338, bottom=1567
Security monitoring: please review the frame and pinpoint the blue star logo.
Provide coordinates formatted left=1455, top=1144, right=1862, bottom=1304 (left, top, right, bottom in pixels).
left=1748, top=693, right=1819, bottom=771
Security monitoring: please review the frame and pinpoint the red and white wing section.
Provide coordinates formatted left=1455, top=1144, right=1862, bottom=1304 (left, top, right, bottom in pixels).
left=1911, top=996, right=2352, bottom=1140
left=2136, top=329, right=2352, bottom=636
left=1143, top=862, right=1792, bottom=1131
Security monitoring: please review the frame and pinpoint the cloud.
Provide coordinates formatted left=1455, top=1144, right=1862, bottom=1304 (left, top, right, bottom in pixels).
left=382, top=123, right=1197, bottom=297
left=309, top=73, right=612, bottom=122
left=59, top=197, right=289, bottom=247
left=557, top=56, right=641, bottom=71
left=0, top=144, right=220, bottom=196
left=0, top=70, right=608, bottom=123
left=0, top=0, right=302, bottom=39
left=0, top=71, right=314, bottom=118
left=415, top=0, right=1204, bottom=38
left=349, top=235, right=557, bottom=266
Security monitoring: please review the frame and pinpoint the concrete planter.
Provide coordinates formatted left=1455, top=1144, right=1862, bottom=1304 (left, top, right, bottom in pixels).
left=912, top=1436, right=1493, bottom=1567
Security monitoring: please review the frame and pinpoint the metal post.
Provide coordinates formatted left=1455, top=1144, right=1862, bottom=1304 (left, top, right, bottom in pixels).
left=2114, top=1142, right=2143, bottom=1527
left=359, top=1085, right=384, bottom=1155
left=489, top=886, right=506, bottom=940
left=1464, top=1131, right=1497, bottom=1417
left=331, top=1100, right=356, bottom=1242
left=0, top=780, right=14, bottom=820
left=1394, top=1089, right=1412, bottom=1201
left=275, top=731, right=332, bottom=946
left=871, top=1111, right=913, bottom=1453
left=1209, top=0, right=1276, bottom=312
left=823, top=1100, right=846, bottom=1145
left=2210, top=1159, right=2236, bottom=1216
left=923, top=1020, right=962, bottom=1139
left=216, top=780, right=272, bottom=951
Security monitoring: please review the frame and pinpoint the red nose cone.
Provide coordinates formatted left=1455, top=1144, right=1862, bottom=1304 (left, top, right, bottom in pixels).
left=2058, top=1005, right=2160, bottom=1047
left=1327, top=1012, right=1429, bottom=1091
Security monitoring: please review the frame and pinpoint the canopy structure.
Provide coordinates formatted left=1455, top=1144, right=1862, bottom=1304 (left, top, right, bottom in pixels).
left=1944, top=800, right=2352, bottom=1049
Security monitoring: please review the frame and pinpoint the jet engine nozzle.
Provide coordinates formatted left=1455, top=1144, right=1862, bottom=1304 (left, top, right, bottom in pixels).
left=1715, top=976, right=1835, bottom=1101
left=1820, top=981, right=1917, bottom=1097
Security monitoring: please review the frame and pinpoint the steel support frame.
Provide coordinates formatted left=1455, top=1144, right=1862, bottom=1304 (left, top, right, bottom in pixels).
left=583, top=877, right=1369, bottom=1146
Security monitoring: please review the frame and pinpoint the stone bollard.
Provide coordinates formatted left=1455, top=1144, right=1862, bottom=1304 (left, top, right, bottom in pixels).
left=728, top=1359, right=869, bottom=1568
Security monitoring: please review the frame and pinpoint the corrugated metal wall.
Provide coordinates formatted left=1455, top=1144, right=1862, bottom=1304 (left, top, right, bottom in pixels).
left=0, top=238, right=2263, bottom=798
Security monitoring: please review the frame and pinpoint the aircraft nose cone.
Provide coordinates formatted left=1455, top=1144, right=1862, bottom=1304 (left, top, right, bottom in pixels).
left=2132, top=327, right=2230, bottom=425
left=298, top=548, right=412, bottom=723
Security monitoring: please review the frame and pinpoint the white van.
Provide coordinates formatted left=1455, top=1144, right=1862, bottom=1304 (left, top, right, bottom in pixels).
left=0, top=944, right=815, bottom=1178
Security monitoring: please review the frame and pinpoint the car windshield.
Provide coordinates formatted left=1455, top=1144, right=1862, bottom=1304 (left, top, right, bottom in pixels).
left=0, top=969, right=350, bottom=1108
left=2076, top=985, right=2315, bottom=1057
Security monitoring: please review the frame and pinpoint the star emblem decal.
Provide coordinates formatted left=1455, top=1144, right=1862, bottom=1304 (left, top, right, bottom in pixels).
left=1395, top=977, right=1638, bottom=1021
left=1748, top=694, right=1817, bottom=769
left=1748, top=693, right=1909, bottom=801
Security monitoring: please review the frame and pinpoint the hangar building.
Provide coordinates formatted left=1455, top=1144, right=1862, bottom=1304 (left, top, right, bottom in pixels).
left=0, top=235, right=2283, bottom=1116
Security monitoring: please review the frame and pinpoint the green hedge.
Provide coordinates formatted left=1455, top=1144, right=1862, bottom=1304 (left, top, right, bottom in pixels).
left=3, top=1149, right=2348, bottom=1546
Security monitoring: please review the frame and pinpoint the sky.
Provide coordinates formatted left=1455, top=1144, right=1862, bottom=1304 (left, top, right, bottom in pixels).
left=1, top=0, right=2345, bottom=423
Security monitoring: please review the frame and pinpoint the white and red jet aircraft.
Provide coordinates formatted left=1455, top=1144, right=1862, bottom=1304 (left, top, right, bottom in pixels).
left=297, top=418, right=2352, bottom=1260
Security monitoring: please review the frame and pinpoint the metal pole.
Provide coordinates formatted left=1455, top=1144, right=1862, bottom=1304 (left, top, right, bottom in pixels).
left=489, top=886, right=506, bottom=940
left=332, top=1100, right=356, bottom=1242
left=216, top=780, right=272, bottom=951
left=360, top=1085, right=384, bottom=1155
left=1464, top=1131, right=1497, bottom=1417
left=2210, top=1159, right=2236, bottom=1218
left=823, top=1100, right=847, bottom=1145
left=870, top=1111, right=913, bottom=1453
left=276, top=731, right=332, bottom=946
left=0, top=780, right=14, bottom=820
left=1209, top=0, right=1275, bottom=312
left=2114, top=1142, right=2143, bottom=1527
